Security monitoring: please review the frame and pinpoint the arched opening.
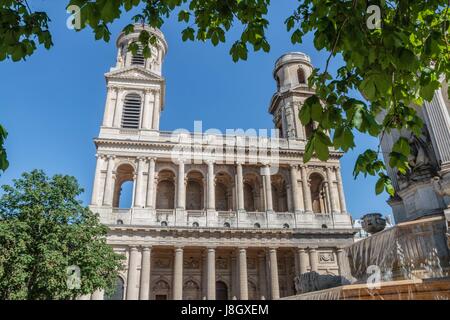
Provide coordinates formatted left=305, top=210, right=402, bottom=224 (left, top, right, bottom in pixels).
left=244, top=183, right=255, bottom=211
left=248, top=281, right=258, bottom=300
left=310, top=173, right=326, bottom=213
left=104, top=276, right=125, bottom=300
left=254, top=223, right=261, bottom=229
left=223, top=222, right=231, bottom=228
left=156, top=170, right=175, bottom=210
left=243, top=173, right=262, bottom=212
left=216, top=281, right=228, bottom=300
left=113, top=164, right=135, bottom=208
left=183, top=280, right=200, bottom=300
left=271, top=174, right=288, bottom=213
left=131, top=45, right=145, bottom=66
left=192, top=222, right=199, bottom=228
left=215, top=172, right=234, bottom=211
left=276, top=75, right=281, bottom=91
left=152, top=279, right=170, bottom=300
left=121, top=93, right=142, bottom=129
left=297, top=67, right=306, bottom=84
left=186, top=171, right=204, bottom=210
left=305, top=122, right=314, bottom=139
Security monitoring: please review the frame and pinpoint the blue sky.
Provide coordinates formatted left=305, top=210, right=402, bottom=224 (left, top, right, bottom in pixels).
left=0, top=0, right=391, bottom=219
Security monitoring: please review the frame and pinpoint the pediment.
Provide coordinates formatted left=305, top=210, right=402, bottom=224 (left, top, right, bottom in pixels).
left=105, top=66, right=163, bottom=81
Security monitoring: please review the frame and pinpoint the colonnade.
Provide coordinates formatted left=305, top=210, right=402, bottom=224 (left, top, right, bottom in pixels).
left=91, top=157, right=348, bottom=215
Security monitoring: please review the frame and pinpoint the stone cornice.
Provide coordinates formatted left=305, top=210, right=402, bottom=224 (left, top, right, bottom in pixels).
left=93, top=137, right=344, bottom=161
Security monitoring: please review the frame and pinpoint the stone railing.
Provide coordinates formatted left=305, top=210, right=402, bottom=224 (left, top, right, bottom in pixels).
left=93, top=206, right=353, bottom=230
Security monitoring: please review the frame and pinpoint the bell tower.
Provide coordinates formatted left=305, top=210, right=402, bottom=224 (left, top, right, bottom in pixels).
left=269, top=52, right=315, bottom=140
left=99, top=24, right=168, bottom=140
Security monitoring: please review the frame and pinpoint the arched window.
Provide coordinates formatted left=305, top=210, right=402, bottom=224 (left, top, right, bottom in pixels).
left=244, top=183, right=255, bottom=212
left=216, top=281, right=228, bottom=300
left=254, top=223, right=261, bottom=229
left=192, top=222, right=199, bottom=228
left=305, top=122, right=314, bottom=139
left=112, top=164, right=135, bottom=208
left=215, top=172, right=234, bottom=211
left=243, top=174, right=262, bottom=212
left=121, top=93, right=142, bottom=129
left=116, top=219, right=124, bottom=225
left=297, top=67, right=306, bottom=84
left=131, top=46, right=145, bottom=66
left=271, top=174, right=288, bottom=213
left=310, top=173, right=326, bottom=213
left=283, top=223, right=290, bottom=229
left=223, top=222, right=231, bottom=228
left=186, top=171, right=204, bottom=211
left=104, top=277, right=125, bottom=300
left=183, top=280, right=200, bottom=300
left=156, top=170, right=176, bottom=210
left=161, top=221, right=168, bottom=227
left=248, top=281, right=258, bottom=300
left=276, top=76, right=281, bottom=91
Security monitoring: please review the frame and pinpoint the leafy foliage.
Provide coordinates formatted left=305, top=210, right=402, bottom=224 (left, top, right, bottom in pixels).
left=0, top=0, right=52, bottom=62
left=0, top=125, right=8, bottom=175
left=0, top=170, right=124, bottom=300
left=2, top=0, right=450, bottom=196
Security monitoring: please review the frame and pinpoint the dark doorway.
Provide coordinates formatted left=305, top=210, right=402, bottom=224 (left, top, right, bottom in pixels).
left=216, top=281, right=228, bottom=300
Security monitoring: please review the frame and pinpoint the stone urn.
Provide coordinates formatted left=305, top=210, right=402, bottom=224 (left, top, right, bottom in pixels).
left=361, top=213, right=387, bottom=234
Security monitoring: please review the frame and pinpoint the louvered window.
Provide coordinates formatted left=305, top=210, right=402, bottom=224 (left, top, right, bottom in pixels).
left=131, top=46, right=145, bottom=66
left=121, top=93, right=142, bottom=129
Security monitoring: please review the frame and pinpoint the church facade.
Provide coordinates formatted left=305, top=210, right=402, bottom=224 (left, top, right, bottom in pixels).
left=87, top=25, right=355, bottom=300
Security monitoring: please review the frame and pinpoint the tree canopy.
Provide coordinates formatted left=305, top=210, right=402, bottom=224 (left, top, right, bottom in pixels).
left=1, top=0, right=449, bottom=195
left=0, top=170, right=123, bottom=300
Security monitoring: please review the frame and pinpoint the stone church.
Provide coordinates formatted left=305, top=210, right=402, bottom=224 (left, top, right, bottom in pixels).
left=86, top=25, right=355, bottom=300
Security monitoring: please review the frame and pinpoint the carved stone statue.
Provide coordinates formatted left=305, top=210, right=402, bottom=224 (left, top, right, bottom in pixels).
left=398, top=130, right=437, bottom=186
left=432, top=176, right=450, bottom=208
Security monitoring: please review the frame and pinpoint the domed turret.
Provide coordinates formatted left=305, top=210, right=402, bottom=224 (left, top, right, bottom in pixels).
left=114, top=24, right=168, bottom=75
left=273, top=52, right=313, bottom=93
left=269, top=52, right=315, bottom=140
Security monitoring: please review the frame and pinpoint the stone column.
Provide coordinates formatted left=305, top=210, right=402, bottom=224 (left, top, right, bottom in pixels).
left=257, top=252, right=267, bottom=300
left=423, top=88, right=450, bottom=167
left=177, top=160, right=185, bottom=209
left=152, top=90, right=161, bottom=130
left=207, top=161, right=215, bottom=210
left=112, top=90, right=124, bottom=128
left=326, top=167, right=338, bottom=214
left=290, top=165, right=301, bottom=212
left=134, top=157, right=146, bottom=207
left=231, top=255, right=238, bottom=299
left=146, top=158, right=156, bottom=208
left=238, top=248, right=248, bottom=300
left=141, top=89, right=154, bottom=130
left=173, top=247, right=184, bottom=300
left=336, top=248, right=347, bottom=277
left=126, top=246, right=140, bottom=300
left=301, top=166, right=313, bottom=213
left=91, top=154, right=104, bottom=206
left=308, top=247, right=319, bottom=272
left=268, top=248, right=280, bottom=299
left=139, top=246, right=152, bottom=300
left=297, top=247, right=309, bottom=275
left=102, top=86, right=117, bottom=127
left=102, top=155, right=115, bottom=206
left=236, top=163, right=245, bottom=211
left=263, top=166, right=273, bottom=211
left=91, top=289, right=105, bottom=300
left=335, top=168, right=347, bottom=213
left=207, top=248, right=216, bottom=300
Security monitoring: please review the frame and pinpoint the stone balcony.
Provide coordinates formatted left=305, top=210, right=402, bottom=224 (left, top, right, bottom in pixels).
left=91, top=206, right=353, bottom=230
